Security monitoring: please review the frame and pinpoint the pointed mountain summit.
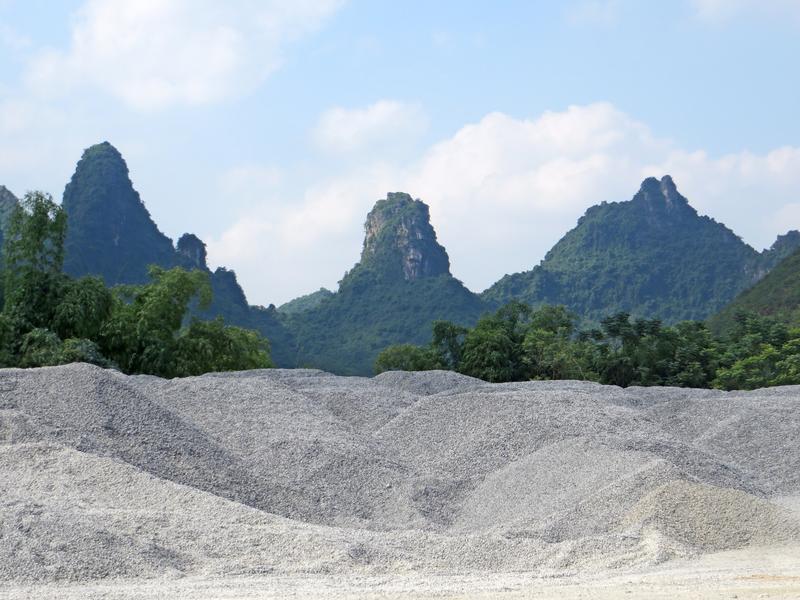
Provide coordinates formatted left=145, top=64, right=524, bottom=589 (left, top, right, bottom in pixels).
left=634, top=175, right=691, bottom=213
left=484, top=176, right=800, bottom=323
left=62, top=142, right=178, bottom=284
left=289, top=193, right=486, bottom=375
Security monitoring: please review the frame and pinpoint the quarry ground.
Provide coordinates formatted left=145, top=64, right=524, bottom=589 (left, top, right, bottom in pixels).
left=4, top=545, right=800, bottom=600
left=1, top=365, right=799, bottom=599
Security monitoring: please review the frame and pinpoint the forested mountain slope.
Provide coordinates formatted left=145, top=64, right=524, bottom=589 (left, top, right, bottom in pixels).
left=483, top=176, right=799, bottom=324
left=710, top=246, right=800, bottom=335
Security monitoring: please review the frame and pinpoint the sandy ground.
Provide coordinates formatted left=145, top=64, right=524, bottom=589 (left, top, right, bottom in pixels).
left=3, top=545, right=799, bottom=600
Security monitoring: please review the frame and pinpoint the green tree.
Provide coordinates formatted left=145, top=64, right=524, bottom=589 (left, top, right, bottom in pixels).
left=0, top=314, right=17, bottom=366
left=60, top=337, right=114, bottom=368
left=772, top=337, right=800, bottom=386
left=713, top=344, right=780, bottom=390
left=521, top=306, right=595, bottom=380
left=18, top=328, right=63, bottom=368
left=174, top=317, right=273, bottom=376
left=459, top=320, right=520, bottom=382
left=100, top=266, right=212, bottom=376
left=3, top=191, right=67, bottom=329
left=430, top=320, right=467, bottom=370
left=664, top=321, right=718, bottom=388
left=52, top=276, right=113, bottom=340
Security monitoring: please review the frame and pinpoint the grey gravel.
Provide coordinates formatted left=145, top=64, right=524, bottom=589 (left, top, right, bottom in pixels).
left=0, top=364, right=799, bottom=587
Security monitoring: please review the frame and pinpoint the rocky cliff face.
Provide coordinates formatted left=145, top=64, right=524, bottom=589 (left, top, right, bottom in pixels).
left=633, top=175, right=693, bottom=217
left=357, top=192, right=450, bottom=282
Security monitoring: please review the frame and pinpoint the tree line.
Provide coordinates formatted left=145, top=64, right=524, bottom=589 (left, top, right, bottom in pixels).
left=375, top=301, right=800, bottom=390
left=0, top=191, right=272, bottom=376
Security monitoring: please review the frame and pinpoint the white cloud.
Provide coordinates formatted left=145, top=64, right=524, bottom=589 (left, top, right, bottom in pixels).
left=26, top=0, right=344, bottom=111
left=313, top=100, right=429, bottom=155
left=208, top=102, right=800, bottom=306
left=691, top=0, right=800, bottom=23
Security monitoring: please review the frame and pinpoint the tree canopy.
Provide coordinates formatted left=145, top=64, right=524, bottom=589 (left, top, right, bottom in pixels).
left=375, top=302, right=800, bottom=391
left=0, top=191, right=273, bottom=376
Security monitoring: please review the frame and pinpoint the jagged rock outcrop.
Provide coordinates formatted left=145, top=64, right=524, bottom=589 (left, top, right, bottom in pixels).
left=635, top=175, right=689, bottom=214
left=483, top=175, right=800, bottom=324
left=62, top=142, right=179, bottom=284
left=359, top=192, right=450, bottom=282
left=176, top=233, right=209, bottom=270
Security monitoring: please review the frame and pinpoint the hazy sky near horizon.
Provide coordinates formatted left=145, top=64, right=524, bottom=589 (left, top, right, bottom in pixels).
left=1, top=0, right=800, bottom=305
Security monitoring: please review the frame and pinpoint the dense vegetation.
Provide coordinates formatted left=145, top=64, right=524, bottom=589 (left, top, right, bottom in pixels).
left=277, top=288, right=334, bottom=315
left=709, top=246, right=800, bottom=336
left=375, top=301, right=800, bottom=390
left=483, top=176, right=800, bottom=325
left=0, top=192, right=272, bottom=376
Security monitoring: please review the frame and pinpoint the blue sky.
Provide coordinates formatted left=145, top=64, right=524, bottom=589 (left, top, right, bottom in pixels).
left=1, top=0, right=799, bottom=305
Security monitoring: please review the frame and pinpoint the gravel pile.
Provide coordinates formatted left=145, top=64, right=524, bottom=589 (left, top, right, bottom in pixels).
left=0, top=364, right=798, bottom=585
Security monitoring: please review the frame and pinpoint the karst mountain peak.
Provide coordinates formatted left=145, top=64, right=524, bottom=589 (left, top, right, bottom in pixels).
left=357, top=192, right=451, bottom=283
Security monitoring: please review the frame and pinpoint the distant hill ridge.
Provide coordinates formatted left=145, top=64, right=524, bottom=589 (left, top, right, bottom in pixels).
left=483, top=175, right=800, bottom=324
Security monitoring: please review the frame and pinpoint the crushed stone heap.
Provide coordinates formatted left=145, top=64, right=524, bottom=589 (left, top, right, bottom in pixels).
left=0, top=364, right=799, bottom=585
